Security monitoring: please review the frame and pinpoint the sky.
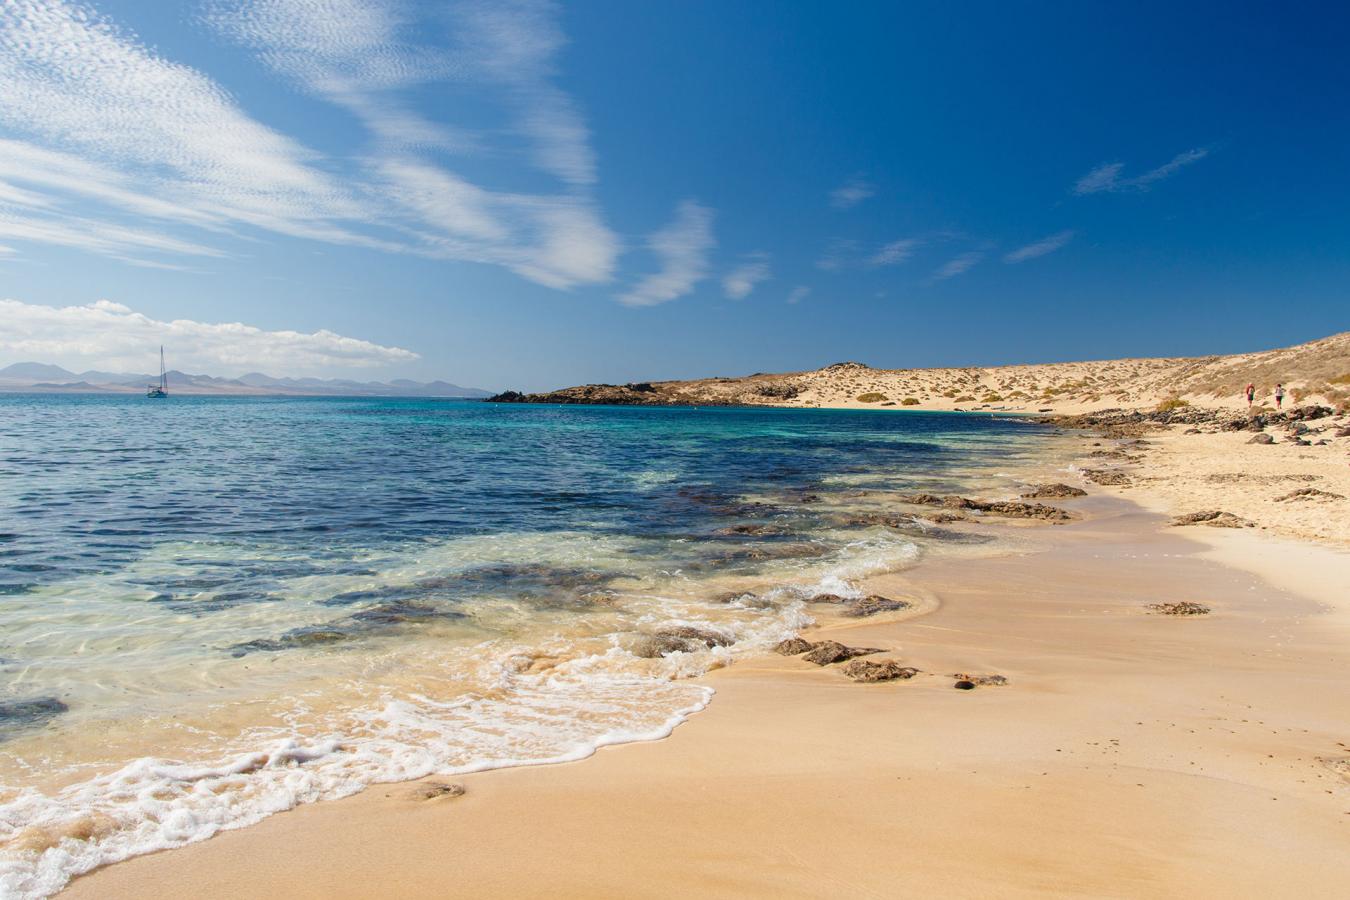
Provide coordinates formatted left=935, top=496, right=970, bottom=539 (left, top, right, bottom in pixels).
left=0, top=0, right=1347, bottom=391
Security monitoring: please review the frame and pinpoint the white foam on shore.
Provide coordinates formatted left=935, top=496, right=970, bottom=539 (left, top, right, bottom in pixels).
left=0, top=529, right=921, bottom=898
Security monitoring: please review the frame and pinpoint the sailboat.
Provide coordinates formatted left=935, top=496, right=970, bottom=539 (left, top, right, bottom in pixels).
left=146, top=346, right=168, bottom=398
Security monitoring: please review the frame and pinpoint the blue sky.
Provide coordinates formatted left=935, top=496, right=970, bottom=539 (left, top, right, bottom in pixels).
left=1, top=1, right=1346, bottom=390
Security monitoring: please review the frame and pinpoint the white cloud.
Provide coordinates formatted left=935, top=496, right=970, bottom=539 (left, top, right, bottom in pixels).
left=870, top=238, right=921, bottom=266
left=619, top=201, right=716, bottom=307
left=815, top=238, right=858, bottom=271
left=1074, top=148, right=1208, bottom=195
left=0, top=0, right=619, bottom=289
left=1003, top=230, right=1075, bottom=263
left=0, top=298, right=417, bottom=374
left=829, top=177, right=875, bottom=209
left=931, top=251, right=983, bottom=281
left=786, top=286, right=810, bottom=305
left=722, top=253, right=771, bottom=300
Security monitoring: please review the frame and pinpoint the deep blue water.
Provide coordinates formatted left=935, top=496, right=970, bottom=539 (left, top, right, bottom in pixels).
left=0, top=394, right=1052, bottom=599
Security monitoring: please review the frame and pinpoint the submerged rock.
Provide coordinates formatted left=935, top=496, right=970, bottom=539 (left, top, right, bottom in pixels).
left=1020, top=483, right=1087, bottom=499
left=1170, top=510, right=1255, bottom=528
left=801, top=640, right=882, bottom=666
left=774, top=637, right=815, bottom=655
left=843, top=595, right=912, bottom=618
left=1147, top=601, right=1211, bottom=616
left=408, top=781, right=466, bottom=801
left=842, top=659, right=919, bottom=682
left=0, top=697, right=68, bottom=739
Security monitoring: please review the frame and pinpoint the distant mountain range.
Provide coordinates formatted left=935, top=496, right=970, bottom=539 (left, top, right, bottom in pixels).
left=0, top=362, right=492, bottom=398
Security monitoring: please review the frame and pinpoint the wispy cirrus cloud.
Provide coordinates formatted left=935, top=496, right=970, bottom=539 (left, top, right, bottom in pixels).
left=1074, top=148, right=1208, bottom=195
left=722, top=253, right=771, bottom=300
left=930, top=250, right=984, bottom=282
left=870, top=238, right=921, bottom=266
left=0, top=298, right=417, bottom=374
left=786, top=286, right=810, bottom=305
left=829, top=176, right=875, bottom=210
left=1003, top=230, right=1075, bottom=263
left=618, top=201, right=716, bottom=307
left=0, top=0, right=619, bottom=289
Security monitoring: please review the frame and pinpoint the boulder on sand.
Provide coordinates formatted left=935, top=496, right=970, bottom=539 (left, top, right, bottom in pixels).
left=1170, top=510, right=1255, bottom=528
left=842, top=659, right=919, bottom=682
left=1247, top=433, right=1274, bottom=444
left=773, top=637, right=814, bottom=655
left=801, top=640, right=882, bottom=666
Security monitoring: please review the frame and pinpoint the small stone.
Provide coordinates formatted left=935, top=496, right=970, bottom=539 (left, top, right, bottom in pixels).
left=953, top=673, right=1009, bottom=687
left=1247, top=433, right=1274, bottom=444
left=954, top=680, right=977, bottom=690
left=1147, top=601, right=1211, bottom=616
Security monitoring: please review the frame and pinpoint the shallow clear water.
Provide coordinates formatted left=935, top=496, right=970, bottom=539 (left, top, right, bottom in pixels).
left=0, top=395, right=1063, bottom=896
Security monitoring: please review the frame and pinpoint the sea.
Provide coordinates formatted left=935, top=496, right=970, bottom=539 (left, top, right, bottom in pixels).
left=0, top=394, right=1067, bottom=896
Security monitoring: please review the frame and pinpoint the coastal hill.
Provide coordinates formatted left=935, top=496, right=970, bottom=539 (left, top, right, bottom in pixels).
left=0, top=363, right=491, bottom=398
left=489, top=330, right=1350, bottom=414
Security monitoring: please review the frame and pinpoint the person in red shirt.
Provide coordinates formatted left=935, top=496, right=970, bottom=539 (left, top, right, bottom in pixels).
left=1245, top=383, right=1255, bottom=407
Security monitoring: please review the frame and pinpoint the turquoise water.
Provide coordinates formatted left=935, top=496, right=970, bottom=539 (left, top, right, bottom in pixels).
left=0, top=395, right=1061, bottom=896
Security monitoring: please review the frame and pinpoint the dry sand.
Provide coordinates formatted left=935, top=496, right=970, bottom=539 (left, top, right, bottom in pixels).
left=66, top=491, right=1350, bottom=899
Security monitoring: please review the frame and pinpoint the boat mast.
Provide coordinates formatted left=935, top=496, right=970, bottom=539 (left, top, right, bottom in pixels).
left=160, top=345, right=167, bottom=392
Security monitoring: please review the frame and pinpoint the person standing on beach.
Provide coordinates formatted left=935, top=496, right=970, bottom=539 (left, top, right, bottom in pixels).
left=1245, top=383, right=1255, bottom=407
left=1275, top=383, right=1285, bottom=409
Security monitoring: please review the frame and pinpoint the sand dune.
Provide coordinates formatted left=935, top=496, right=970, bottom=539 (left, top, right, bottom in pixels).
left=493, top=330, right=1350, bottom=415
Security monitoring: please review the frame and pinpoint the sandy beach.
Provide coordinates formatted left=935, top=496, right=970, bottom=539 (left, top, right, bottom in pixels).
left=65, top=428, right=1350, bottom=898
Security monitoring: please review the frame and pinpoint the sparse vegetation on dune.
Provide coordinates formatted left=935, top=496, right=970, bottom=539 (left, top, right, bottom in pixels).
left=493, top=331, right=1350, bottom=413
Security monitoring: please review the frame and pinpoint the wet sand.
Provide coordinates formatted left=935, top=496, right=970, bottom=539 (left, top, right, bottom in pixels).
left=65, top=495, right=1350, bottom=898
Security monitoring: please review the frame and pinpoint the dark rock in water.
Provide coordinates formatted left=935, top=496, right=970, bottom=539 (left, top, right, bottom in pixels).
left=953, top=673, right=1009, bottom=687
left=924, top=512, right=968, bottom=524
left=807, top=593, right=848, bottom=604
left=660, top=626, right=733, bottom=648
left=716, top=523, right=787, bottom=536
left=632, top=626, right=733, bottom=658
left=0, top=697, right=68, bottom=739
left=1274, top=487, right=1345, bottom=502
left=1170, top=510, right=1255, bottom=528
left=842, top=659, right=919, bottom=682
left=1147, top=601, right=1211, bottom=616
left=349, top=602, right=466, bottom=626
left=713, top=590, right=775, bottom=609
left=801, top=640, right=882, bottom=666
left=774, top=637, right=815, bottom=655
left=1021, top=483, right=1088, bottom=499
left=843, top=595, right=912, bottom=618
left=631, top=634, right=699, bottom=658
left=1247, top=433, right=1274, bottom=444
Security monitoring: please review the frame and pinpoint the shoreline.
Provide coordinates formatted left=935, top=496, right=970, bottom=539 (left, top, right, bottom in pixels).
left=65, top=484, right=1350, bottom=897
